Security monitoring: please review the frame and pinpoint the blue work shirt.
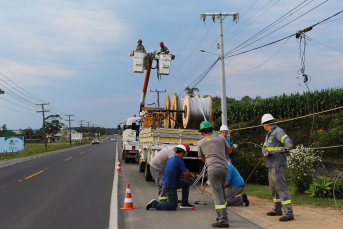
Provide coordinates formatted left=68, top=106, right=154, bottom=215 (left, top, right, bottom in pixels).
left=225, top=137, right=231, bottom=160
left=162, top=155, right=188, bottom=188
left=226, top=162, right=244, bottom=187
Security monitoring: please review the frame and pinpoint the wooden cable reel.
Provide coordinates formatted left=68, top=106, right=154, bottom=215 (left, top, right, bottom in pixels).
left=170, top=93, right=183, bottom=129
left=164, top=94, right=170, bottom=128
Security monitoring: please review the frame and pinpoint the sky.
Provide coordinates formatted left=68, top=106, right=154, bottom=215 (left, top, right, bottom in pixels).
left=0, top=0, right=342, bottom=130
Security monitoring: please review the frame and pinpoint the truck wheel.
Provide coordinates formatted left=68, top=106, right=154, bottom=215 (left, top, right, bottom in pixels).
left=144, top=163, right=153, bottom=181
left=124, top=152, right=130, bottom=163
left=139, top=161, right=146, bottom=173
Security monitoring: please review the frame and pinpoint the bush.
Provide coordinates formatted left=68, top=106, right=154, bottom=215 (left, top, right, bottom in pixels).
left=306, top=176, right=343, bottom=199
left=287, top=145, right=323, bottom=194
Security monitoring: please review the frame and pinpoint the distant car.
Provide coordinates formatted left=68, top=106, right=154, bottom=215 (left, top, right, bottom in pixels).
left=92, top=138, right=100, bottom=145
left=111, top=138, right=116, bottom=142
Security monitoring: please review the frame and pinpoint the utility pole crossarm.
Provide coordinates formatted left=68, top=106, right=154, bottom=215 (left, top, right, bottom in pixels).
left=200, top=12, right=239, bottom=16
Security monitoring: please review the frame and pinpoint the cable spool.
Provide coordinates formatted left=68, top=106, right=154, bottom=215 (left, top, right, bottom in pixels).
left=183, top=95, right=212, bottom=129
left=170, top=93, right=184, bottom=129
left=164, top=94, right=170, bottom=128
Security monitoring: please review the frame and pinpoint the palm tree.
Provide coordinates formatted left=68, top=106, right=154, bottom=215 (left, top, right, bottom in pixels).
left=184, top=87, right=199, bottom=95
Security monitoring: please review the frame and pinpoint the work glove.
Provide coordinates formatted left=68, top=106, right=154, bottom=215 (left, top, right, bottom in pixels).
left=262, top=148, right=269, bottom=157
left=281, top=143, right=294, bottom=153
left=232, top=144, right=238, bottom=149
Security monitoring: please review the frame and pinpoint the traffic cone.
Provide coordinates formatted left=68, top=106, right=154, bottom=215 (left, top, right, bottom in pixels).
left=116, top=159, right=121, bottom=172
left=121, top=184, right=135, bottom=210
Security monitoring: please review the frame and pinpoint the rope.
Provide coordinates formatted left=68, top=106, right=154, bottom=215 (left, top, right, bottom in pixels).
left=230, top=105, right=343, bottom=132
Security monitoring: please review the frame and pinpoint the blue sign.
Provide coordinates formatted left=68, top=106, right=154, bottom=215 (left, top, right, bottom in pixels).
left=0, top=137, right=24, bottom=153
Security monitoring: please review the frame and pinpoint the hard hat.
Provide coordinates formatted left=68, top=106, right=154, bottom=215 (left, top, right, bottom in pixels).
left=181, top=143, right=190, bottom=153
left=261, top=114, right=275, bottom=124
left=199, top=121, right=213, bottom=132
left=160, top=41, right=164, bottom=46
left=174, top=144, right=187, bottom=154
left=137, top=39, right=142, bottom=43
left=220, top=125, right=229, bottom=132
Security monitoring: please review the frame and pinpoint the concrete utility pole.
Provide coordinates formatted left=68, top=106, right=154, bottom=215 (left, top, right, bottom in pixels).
left=36, top=103, right=50, bottom=148
left=150, top=89, right=166, bottom=108
left=86, top=121, right=91, bottom=140
left=200, top=12, right=239, bottom=126
left=65, top=115, right=74, bottom=145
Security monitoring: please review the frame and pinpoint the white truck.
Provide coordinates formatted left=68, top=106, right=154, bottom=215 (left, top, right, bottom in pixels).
left=121, top=116, right=142, bottom=163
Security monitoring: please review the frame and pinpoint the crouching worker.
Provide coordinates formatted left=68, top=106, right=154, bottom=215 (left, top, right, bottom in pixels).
left=146, top=144, right=195, bottom=210
left=225, top=162, right=249, bottom=207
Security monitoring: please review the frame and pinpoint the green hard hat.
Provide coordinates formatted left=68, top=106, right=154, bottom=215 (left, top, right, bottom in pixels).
left=199, top=121, right=213, bottom=132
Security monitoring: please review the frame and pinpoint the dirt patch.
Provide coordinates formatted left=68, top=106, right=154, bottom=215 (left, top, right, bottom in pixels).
left=228, top=196, right=343, bottom=229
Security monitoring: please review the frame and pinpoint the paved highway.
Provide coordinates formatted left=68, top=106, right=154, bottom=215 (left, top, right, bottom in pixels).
left=0, top=136, right=117, bottom=229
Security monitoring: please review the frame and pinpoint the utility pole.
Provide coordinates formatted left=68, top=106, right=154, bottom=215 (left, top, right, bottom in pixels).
left=65, top=115, right=74, bottom=145
left=200, top=12, right=239, bottom=126
left=86, top=121, right=91, bottom=140
left=150, top=89, right=166, bottom=108
left=36, top=103, right=50, bottom=149
left=78, top=120, right=84, bottom=142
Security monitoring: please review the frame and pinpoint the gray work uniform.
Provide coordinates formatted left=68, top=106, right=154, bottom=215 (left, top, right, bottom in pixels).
left=160, top=46, right=169, bottom=54
left=198, top=134, right=229, bottom=224
left=136, top=44, right=146, bottom=52
left=149, top=147, right=175, bottom=200
left=262, top=125, right=294, bottom=218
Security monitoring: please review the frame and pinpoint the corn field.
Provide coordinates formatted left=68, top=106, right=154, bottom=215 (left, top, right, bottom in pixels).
left=222, top=87, right=343, bottom=125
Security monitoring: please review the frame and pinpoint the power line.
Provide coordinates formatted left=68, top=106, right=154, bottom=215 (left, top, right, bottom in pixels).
left=0, top=104, right=40, bottom=117
left=307, top=36, right=343, bottom=53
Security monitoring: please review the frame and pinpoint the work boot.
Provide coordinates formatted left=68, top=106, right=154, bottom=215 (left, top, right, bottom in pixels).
left=242, top=193, right=249, bottom=206
left=212, top=222, right=229, bottom=228
left=279, top=216, right=294, bottom=221
left=180, top=203, right=194, bottom=208
left=266, top=211, right=283, bottom=216
left=145, top=199, right=156, bottom=210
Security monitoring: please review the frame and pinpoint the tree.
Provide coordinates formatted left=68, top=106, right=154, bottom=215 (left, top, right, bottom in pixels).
left=44, top=115, right=64, bottom=136
left=0, top=88, right=4, bottom=94
left=0, top=124, right=7, bottom=137
left=22, top=127, right=35, bottom=139
left=184, top=87, right=199, bottom=95
left=241, top=95, right=252, bottom=102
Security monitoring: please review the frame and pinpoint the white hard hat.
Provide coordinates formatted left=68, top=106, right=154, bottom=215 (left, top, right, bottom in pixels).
left=220, top=125, right=229, bottom=132
left=173, top=144, right=187, bottom=154
left=261, top=114, right=275, bottom=124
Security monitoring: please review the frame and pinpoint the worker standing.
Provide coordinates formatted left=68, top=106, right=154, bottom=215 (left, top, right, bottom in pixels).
left=146, top=144, right=195, bottom=210
left=225, top=162, right=249, bottom=207
left=136, top=39, right=146, bottom=52
left=261, top=114, right=294, bottom=222
left=149, top=143, right=190, bottom=201
left=159, top=41, right=169, bottom=54
left=220, top=125, right=232, bottom=163
left=197, top=121, right=231, bottom=228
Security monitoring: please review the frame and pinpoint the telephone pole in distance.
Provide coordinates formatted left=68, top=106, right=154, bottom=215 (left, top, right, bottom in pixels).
left=36, top=103, right=50, bottom=148
left=150, top=89, right=166, bottom=108
left=65, top=115, right=74, bottom=145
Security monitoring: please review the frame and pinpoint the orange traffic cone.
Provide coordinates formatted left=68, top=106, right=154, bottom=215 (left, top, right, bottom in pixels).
left=121, top=184, right=135, bottom=210
left=116, top=159, right=121, bottom=172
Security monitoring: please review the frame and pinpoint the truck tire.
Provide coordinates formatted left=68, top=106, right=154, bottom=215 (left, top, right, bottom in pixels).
left=144, top=163, right=153, bottom=181
left=139, top=161, right=145, bottom=173
left=124, top=151, right=130, bottom=163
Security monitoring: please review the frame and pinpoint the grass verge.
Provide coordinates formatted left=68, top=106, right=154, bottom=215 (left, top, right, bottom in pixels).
left=0, top=135, right=109, bottom=160
left=245, top=183, right=343, bottom=209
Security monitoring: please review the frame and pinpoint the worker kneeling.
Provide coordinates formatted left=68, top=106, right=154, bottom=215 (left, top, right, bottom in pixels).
left=225, top=162, right=249, bottom=207
left=146, top=145, right=195, bottom=210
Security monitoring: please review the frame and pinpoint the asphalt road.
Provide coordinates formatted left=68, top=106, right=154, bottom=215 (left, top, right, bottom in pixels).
left=0, top=136, right=117, bottom=229
left=118, top=156, right=261, bottom=229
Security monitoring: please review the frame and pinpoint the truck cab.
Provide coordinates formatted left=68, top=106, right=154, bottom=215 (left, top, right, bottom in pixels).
left=122, top=116, right=142, bottom=163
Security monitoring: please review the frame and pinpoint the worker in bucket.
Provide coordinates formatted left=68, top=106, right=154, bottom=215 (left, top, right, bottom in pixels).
left=159, top=41, right=169, bottom=54
left=261, top=114, right=294, bottom=222
left=225, top=161, right=249, bottom=207
left=220, top=125, right=232, bottom=163
left=146, top=144, right=195, bottom=210
left=197, top=121, right=231, bottom=228
left=149, top=143, right=190, bottom=202
left=136, top=39, right=145, bottom=52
